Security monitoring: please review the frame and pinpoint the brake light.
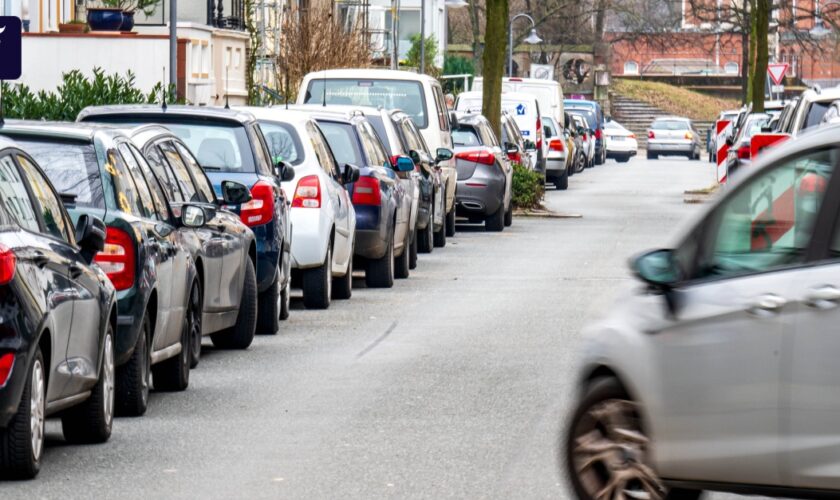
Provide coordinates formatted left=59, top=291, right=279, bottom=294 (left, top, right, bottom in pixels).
left=595, top=128, right=602, bottom=140
left=737, top=144, right=751, bottom=160
left=628, top=133, right=636, bottom=139
left=95, top=227, right=135, bottom=291
left=648, top=131, right=655, bottom=139
left=583, top=133, right=588, bottom=141
left=549, top=139, right=564, bottom=152
left=455, top=150, right=495, bottom=166
left=536, top=117, right=542, bottom=150
left=291, top=175, right=321, bottom=209
left=0, top=245, right=15, bottom=286
left=508, top=151, right=522, bottom=163
left=0, top=352, right=12, bottom=387
left=352, top=176, right=381, bottom=206
left=685, top=132, right=694, bottom=140
left=240, top=181, right=275, bottom=227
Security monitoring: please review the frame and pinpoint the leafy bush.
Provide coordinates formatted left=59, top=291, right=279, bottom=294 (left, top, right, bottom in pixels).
left=406, top=34, right=439, bottom=76
left=511, top=163, right=544, bottom=209
left=1, top=68, right=177, bottom=122
left=442, top=55, right=474, bottom=94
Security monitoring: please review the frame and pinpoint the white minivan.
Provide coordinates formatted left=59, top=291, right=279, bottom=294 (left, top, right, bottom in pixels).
left=455, top=91, right=545, bottom=177
left=472, top=77, right=565, bottom=126
left=297, top=69, right=458, bottom=238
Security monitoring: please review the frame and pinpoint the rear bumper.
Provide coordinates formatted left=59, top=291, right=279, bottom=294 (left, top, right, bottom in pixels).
left=546, top=157, right=567, bottom=176
left=607, top=149, right=637, bottom=158
left=648, top=141, right=693, bottom=154
left=455, top=170, right=505, bottom=216
left=289, top=208, right=330, bottom=270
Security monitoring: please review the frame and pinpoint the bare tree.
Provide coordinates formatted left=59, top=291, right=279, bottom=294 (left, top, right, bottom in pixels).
left=482, top=0, right=509, bottom=137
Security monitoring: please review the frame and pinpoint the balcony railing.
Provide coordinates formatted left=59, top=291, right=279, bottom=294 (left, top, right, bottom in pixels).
left=207, top=0, right=246, bottom=31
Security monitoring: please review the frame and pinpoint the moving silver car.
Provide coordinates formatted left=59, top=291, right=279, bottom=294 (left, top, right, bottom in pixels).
left=646, top=116, right=702, bottom=160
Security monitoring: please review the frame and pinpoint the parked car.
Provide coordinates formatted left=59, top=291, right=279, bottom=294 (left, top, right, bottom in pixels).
left=565, top=124, right=840, bottom=499
left=543, top=116, right=571, bottom=189
left=564, top=99, right=606, bottom=165
left=708, top=109, right=740, bottom=163
left=604, top=119, right=638, bottom=163
left=724, top=112, right=771, bottom=174
left=646, top=116, right=702, bottom=160
left=298, top=68, right=458, bottom=239
left=501, top=111, right=532, bottom=170
left=126, top=125, right=260, bottom=369
left=450, top=112, right=513, bottom=230
left=76, top=105, right=293, bottom=335
left=571, top=114, right=595, bottom=169
left=238, top=107, right=357, bottom=309
left=297, top=109, right=411, bottom=287
left=472, top=76, right=565, bottom=128
left=778, top=87, right=840, bottom=137
left=0, top=138, right=115, bottom=478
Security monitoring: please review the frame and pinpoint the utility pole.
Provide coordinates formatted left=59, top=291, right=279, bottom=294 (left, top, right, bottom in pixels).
left=170, top=0, right=177, bottom=97
left=419, top=0, right=425, bottom=74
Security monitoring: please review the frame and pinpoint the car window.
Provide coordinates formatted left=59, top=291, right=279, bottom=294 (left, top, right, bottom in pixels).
left=175, top=142, right=216, bottom=203
left=159, top=141, right=200, bottom=202
left=15, top=139, right=104, bottom=209
left=478, top=121, right=499, bottom=147
left=144, top=145, right=184, bottom=203
left=128, top=145, right=170, bottom=220
left=695, top=148, right=837, bottom=279
left=804, top=101, right=831, bottom=130
left=106, top=148, right=146, bottom=217
left=249, top=125, right=274, bottom=176
left=17, top=155, right=71, bottom=242
left=159, top=121, right=254, bottom=173
left=432, top=85, right=450, bottom=132
left=118, top=143, right=157, bottom=219
left=318, top=120, right=364, bottom=167
left=452, top=126, right=481, bottom=147
left=399, top=118, right=426, bottom=153
left=0, top=154, right=39, bottom=233
left=651, top=120, right=690, bottom=130
left=259, top=120, right=304, bottom=166
left=305, top=78, right=428, bottom=128
left=359, top=121, right=388, bottom=166
left=306, top=122, right=340, bottom=178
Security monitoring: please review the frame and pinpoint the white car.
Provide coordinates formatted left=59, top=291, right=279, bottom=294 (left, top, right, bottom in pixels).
left=604, top=120, right=638, bottom=163
left=472, top=76, right=565, bottom=128
left=238, top=107, right=356, bottom=309
left=571, top=113, right=595, bottom=168
left=542, top=115, right=570, bottom=189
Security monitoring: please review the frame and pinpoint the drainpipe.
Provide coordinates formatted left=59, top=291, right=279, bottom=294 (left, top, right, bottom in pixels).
left=170, top=0, right=178, bottom=98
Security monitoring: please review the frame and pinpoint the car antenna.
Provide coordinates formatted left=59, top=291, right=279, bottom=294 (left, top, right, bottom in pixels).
left=161, top=67, right=168, bottom=111
left=285, top=71, right=290, bottom=110
left=321, top=69, right=327, bottom=107
left=225, top=67, right=230, bottom=109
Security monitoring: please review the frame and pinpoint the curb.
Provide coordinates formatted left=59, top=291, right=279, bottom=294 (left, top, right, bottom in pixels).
left=514, top=209, right=582, bottom=219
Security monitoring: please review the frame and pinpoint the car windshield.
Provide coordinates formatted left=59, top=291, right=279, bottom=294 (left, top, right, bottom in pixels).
left=570, top=109, right=596, bottom=127
left=15, top=138, right=104, bottom=208
left=452, top=126, right=481, bottom=147
left=804, top=101, right=832, bottom=129
left=316, top=120, right=364, bottom=166
left=652, top=120, right=689, bottom=130
left=258, top=120, right=304, bottom=166
left=305, top=79, right=428, bottom=129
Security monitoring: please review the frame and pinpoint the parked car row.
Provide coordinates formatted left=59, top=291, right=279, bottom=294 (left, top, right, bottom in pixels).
left=0, top=68, right=523, bottom=479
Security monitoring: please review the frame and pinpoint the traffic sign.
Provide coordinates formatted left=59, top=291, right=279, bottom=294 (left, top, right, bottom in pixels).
left=768, top=63, right=788, bottom=85
left=771, top=85, right=785, bottom=93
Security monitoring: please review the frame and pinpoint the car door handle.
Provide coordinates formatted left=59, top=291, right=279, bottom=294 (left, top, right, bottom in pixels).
left=69, top=263, right=83, bottom=279
left=748, top=294, right=787, bottom=315
left=806, top=286, right=840, bottom=309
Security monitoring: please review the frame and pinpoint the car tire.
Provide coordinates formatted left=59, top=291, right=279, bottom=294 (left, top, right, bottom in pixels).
left=394, top=230, right=410, bottom=279
left=211, top=258, right=257, bottom=350
left=408, top=229, right=418, bottom=270
left=332, top=247, right=352, bottom=300
left=554, top=169, right=569, bottom=190
left=256, top=264, right=281, bottom=335
left=302, top=246, right=332, bottom=309
left=485, top=205, right=504, bottom=232
left=62, top=324, right=114, bottom=445
left=617, top=155, right=630, bottom=163
left=115, top=313, right=151, bottom=417
left=0, top=346, right=46, bottom=478
left=433, top=219, right=446, bottom=248
left=445, top=203, right=456, bottom=237
left=504, top=202, right=513, bottom=227
left=647, top=151, right=658, bottom=160
left=153, top=283, right=194, bottom=391
left=279, top=278, right=291, bottom=320
left=187, top=281, right=203, bottom=369
left=417, top=218, right=433, bottom=254
left=366, top=231, right=394, bottom=288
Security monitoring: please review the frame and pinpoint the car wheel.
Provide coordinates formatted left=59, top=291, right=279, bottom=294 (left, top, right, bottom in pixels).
left=647, top=151, right=658, bottom=160
left=554, top=169, right=568, bottom=190
left=485, top=205, right=504, bottom=232
left=211, top=258, right=257, bottom=350
left=115, top=313, right=151, bottom=417
left=417, top=215, right=434, bottom=254
left=279, top=277, right=291, bottom=320
left=256, top=264, right=281, bottom=335
left=566, top=378, right=677, bottom=500
left=331, top=246, right=352, bottom=300
left=62, top=324, right=114, bottom=444
left=408, top=229, right=418, bottom=270
left=433, top=217, right=447, bottom=247
left=394, top=229, right=410, bottom=279
left=504, top=201, right=513, bottom=227
left=366, top=231, right=394, bottom=288
left=616, top=155, right=630, bottom=163
left=302, top=246, right=331, bottom=309
left=187, top=281, right=203, bottom=368
left=445, top=207, right=456, bottom=237
left=0, top=346, right=46, bottom=478
left=153, top=282, right=195, bottom=391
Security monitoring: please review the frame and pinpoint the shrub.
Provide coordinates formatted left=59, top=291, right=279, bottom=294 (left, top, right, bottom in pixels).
left=511, top=163, right=544, bottom=209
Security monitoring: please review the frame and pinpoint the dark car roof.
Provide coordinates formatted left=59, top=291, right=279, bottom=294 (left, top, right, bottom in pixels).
left=0, top=120, right=126, bottom=142
left=77, top=104, right=258, bottom=125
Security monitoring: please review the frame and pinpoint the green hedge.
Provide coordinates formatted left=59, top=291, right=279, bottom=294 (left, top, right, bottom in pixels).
left=511, top=163, right=544, bottom=209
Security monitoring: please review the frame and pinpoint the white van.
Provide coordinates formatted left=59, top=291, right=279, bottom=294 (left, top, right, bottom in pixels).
left=297, top=69, right=458, bottom=237
left=472, top=77, right=565, bottom=126
left=455, top=90, right=545, bottom=176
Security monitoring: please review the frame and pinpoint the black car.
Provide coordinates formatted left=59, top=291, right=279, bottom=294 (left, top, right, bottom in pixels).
left=126, top=125, right=258, bottom=366
left=0, top=122, right=245, bottom=418
left=77, top=105, right=293, bottom=336
left=0, top=138, right=115, bottom=479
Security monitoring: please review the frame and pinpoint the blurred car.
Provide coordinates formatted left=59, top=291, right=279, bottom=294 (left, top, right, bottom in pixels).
left=76, top=105, right=293, bottom=336
left=450, top=112, right=513, bottom=231
left=708, top=109, right=740, bottom=163
left=724, top=112, right=771, bottom=174
left=240, top=107, right=357, bottom=308
left=564, top=99, right=606, bottom=164
left=571, top=114, right=595, bottom=169
left=565, top=125, right=840, bottom=499
left=500, top=111, right=532, bottom=170
left=779, top=86, right=840, bottom=136
left=646, top=116, right=702, bottom=160
left=604, top=120, right=638, bottom=163
left=543, top=115, right=571, bottom=189
left=0, top=138, right=115, bottom=479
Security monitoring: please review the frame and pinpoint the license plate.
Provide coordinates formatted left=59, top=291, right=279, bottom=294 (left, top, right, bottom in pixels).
left=610, top=136, right=625, bottom=141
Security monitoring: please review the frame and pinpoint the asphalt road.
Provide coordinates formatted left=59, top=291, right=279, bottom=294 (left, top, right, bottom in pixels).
left=1, top=155, right=751, bottom=499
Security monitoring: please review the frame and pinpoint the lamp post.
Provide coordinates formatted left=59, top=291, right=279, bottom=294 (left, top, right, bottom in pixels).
left=508, top=13, right=542, bottom=77
left=419, top=0, right=468, bottom=75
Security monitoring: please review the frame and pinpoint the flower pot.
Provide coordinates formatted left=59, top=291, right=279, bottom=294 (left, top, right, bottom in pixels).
left=59, top=23, right=87, bottom=34
left=119, top=10, right=135, bottom=32
left=87, top=7, right=124, bottom=32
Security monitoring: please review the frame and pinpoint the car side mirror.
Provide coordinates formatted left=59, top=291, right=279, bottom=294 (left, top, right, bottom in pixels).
left=408, top=149, right=422, bottom=165
left=524, top=140, right=537, bottom=152
left=543, top=126, right=553, bottom=138
left=343, top=163, right=361, bottom=184
left=181, top=204, right=206, bottom=228
left=725, top=136, right=734, bottom=147
left=505, top=143, right=519, bottom=155
left=577, top=127, right=585, bottom=135
left=631, top=249, right=681, bottom=288
left=392, top=155, right=415, bottom=172
left=274, top=160, right=295, bottom=182
left=75, top=214, right=106, bottom=264
left=435, top=147, right=453, bottom=164
left=221, top=180, right=252, bottom=205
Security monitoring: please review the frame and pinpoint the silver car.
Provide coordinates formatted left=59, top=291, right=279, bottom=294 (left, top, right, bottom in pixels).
left=565, top=124, right=840, bottom=499
left=647, top=116, right=702, bottom=160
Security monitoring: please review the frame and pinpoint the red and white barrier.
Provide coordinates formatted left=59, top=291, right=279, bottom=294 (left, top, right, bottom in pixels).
left=715, top=120, right=732, bottom=184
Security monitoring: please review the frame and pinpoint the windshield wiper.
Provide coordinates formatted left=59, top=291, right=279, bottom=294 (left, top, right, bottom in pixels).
left=202, top=165, right=223, bottom=171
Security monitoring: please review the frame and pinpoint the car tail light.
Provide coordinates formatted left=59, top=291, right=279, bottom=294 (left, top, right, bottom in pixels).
left=595, top=128, right=602, bottom=140
left=583, top=133, right=588, bottom=141
left=508, top=151, right=521, bottom=163
left=648, top=131, right=655, bottom=139
left=240, top=181, right=276, bottom=227
left=455, top=150, right=495, bottom=166
left=628, top=133, right=636, bottom=139
left=536, top=117, right=542, bottom=150
left=352, top=176, right=382, bottom=206
left=685, top=132, right=694, bottom=140
left=549, top=139, right=564, bottom=152
left=291, top=175, right=321, bottom=209
left=0, top=352, right=13, bottom=387
left=0, top=245, right=15, bottom=286
left=737, top=144, right=751, bottom=160
left=95, top=227, right=135, bottom=291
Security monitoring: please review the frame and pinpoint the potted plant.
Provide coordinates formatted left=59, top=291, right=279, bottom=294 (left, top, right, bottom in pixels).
left=98, top=0, right=161, bottom=32
left=59, top=19, right=88, bottom=33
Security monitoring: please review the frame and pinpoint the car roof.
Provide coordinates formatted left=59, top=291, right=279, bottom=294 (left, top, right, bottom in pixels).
left=282, top=103, right=388, bottom=119
left=77, top=104, right=258, bottom=125
left=282, top=105, right=359, bottom=125
left=233, top=106, right=314, bottom=125
left=0, top=120, right=124, bottom=142
left=302, top=68, right=439, bottom=84
left=452, top=112, right=487, bottom=124
left=653, top=116, right=691, bottom=121
left=121, top=124, right=180, bottom=146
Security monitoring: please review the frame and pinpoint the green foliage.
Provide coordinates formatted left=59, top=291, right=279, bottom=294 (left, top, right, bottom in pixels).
left=405, top=34, right=439, bottom=76
left=441, top=55, right=474, bottom=94
left=511, top=163, right=544, bottom=209
left=1, top=68, right=178, bottom=122
left=99, top=0, right=162, bottom=16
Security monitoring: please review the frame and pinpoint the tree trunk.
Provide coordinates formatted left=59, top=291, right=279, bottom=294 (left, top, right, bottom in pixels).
left=751, top=0, right=770, bottom=112
left=746, top=7, right=756, bottom=105
left=469, top=0, right=484, bottom=74
left=482, top=0, right=508, bottom=138
left=741, top=30, right=750, bottom=104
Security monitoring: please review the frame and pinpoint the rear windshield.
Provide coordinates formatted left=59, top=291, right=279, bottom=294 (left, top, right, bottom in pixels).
left=804, top=101, right=831, bottom=130
left=258, top=120, right=304, bottom=166
left=452, top=126, right=481, bottom=147
left=16, top=138, right=104, bottom=208
left=316, top=120, right=364, bottom=166
left=305, top=79, right=428, bottom=129
left=651, top=120, right=689, bottom=130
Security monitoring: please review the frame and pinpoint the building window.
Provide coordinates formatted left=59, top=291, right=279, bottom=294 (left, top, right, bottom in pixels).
left=724, top=62, right=739, bottom=75
left=623, top=61, right=639, bottom=75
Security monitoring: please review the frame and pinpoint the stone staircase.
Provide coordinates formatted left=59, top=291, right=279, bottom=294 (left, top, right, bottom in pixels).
left=609, top=93, right=713, bottom=150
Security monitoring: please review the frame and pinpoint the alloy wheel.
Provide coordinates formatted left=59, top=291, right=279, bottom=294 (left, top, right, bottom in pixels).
left=30, top=358, right=45, bottom=462
left=103, top=333, right=115, bottom=427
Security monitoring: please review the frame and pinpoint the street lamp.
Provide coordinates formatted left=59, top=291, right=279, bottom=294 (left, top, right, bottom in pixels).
left=420, top=0, right=468, bottom=75
left=508, top=13, right=543, bottom=77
